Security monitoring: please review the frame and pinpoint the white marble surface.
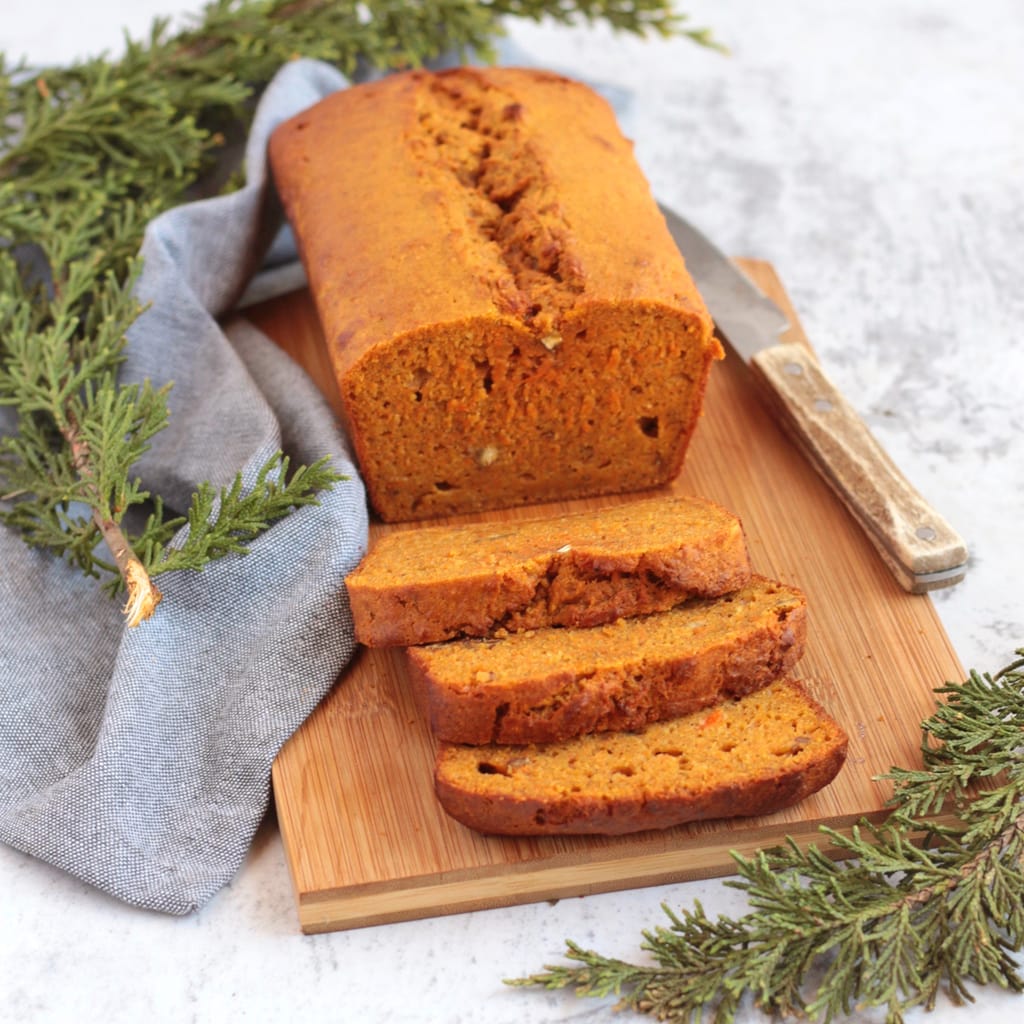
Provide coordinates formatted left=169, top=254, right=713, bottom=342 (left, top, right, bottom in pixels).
left=3, top=2, right=1024, bottom=1022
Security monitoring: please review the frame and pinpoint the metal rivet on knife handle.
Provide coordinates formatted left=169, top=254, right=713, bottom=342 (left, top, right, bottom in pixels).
left=747, top=345, right=968, bottom=593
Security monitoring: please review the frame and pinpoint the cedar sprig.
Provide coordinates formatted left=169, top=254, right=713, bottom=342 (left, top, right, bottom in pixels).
left=139, top=452, right=340, bottom=578
left=511, top=651, right=1024, bottom=1024
left=1, top=0, right=713, bottom=624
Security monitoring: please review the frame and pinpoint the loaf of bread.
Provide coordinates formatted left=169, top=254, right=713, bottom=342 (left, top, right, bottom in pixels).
left=407, top=576, right=806, bottom=744
left=345, top=495, right=751, bottom=647
left=269, top=66, right=722, bottom=522
left=434, top=677, right=848, bottom=836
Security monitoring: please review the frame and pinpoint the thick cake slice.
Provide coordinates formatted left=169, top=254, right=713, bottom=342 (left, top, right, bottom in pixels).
left=407, top=576, right=807, bottom=744
left=346, top=495, right=751, bottom=647
left=434, top=677, right=848, bottom=836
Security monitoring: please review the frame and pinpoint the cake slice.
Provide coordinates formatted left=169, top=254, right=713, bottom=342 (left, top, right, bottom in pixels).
left=434, top=677, right=848, bottom=836
left=346, top=495, right=751, bottom=647
left=407, top=576, right=806, bottom=744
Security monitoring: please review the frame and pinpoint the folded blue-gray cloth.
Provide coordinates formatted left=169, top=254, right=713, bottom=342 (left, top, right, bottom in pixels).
left=0, top=59, right=367, bottom=914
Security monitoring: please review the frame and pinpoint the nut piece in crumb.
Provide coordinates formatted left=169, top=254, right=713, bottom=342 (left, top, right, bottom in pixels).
left=477, top=445, right=500, bottom=467
left=540, top=333, right=562, bottom=351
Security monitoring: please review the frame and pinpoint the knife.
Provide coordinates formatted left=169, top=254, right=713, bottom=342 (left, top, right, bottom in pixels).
left=660, top=203, right=968, bottom=594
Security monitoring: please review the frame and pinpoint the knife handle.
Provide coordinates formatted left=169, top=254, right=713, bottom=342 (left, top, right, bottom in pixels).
left=748, top=344, right=968, bottom=593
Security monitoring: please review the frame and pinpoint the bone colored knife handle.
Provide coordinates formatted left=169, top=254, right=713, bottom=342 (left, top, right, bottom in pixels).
left=748, top=344, right=968, bottom=593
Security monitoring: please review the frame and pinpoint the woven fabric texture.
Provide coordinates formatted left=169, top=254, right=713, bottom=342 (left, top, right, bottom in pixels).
left=0, top=59, right=366, bottom=914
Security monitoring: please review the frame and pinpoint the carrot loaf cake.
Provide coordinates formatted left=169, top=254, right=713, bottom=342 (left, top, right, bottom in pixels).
left=434, top=677, right=848, bottom=836
left=346, top=495, right=751, bottom=647
left=269, top=66, right=722, bottom=521
left=407, top=576, right=807, bottom=744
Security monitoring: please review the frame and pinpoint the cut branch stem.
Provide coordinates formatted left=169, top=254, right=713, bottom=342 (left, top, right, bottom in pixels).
left=65, top=414, right=161, bottom=626
left=97, top=513, right=162, bottom=626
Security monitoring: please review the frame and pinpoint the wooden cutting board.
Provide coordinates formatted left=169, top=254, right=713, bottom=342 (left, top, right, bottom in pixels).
left=247, top=260, right=963, bottom=935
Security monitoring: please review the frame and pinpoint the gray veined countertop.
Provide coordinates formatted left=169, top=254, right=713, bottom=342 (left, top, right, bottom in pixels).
left=3, top=2, right=1023, bottom=1022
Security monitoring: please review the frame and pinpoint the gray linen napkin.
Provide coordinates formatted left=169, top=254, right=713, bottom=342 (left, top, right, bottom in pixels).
left=0, top=59, right=366, bottom=914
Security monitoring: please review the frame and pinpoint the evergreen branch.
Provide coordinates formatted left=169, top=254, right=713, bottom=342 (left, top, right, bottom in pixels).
left=511, top=651, right=1024, bottom=1024
left=1, top=1, right=713, bottom=623
left=148, top=451, right=341, bottom=576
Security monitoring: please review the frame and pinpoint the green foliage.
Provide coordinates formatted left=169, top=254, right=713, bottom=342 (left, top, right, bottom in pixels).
left=0, top=0, right=707, bottom=615
left=511, top=651, right=1024, bottom=1024
left=137, top=453, right=342, bottom=580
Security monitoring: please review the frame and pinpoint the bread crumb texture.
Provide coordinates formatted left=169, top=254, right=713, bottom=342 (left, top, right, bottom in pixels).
left=269, top=67, right=721, bottom=521
left=434, top=678, right=848, bottom=835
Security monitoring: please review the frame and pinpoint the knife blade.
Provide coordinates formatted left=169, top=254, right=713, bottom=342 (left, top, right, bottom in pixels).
left=660, top=203, right=968, bottom=593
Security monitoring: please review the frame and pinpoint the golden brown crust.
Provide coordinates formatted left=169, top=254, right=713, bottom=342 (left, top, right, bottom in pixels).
left=269, top=67, right=721, bottom=522
left=345, top=495, right=751, bottom=647
left=433, top=678, right=848, bottom=836
left=408, top=576, right=806, bottom=745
